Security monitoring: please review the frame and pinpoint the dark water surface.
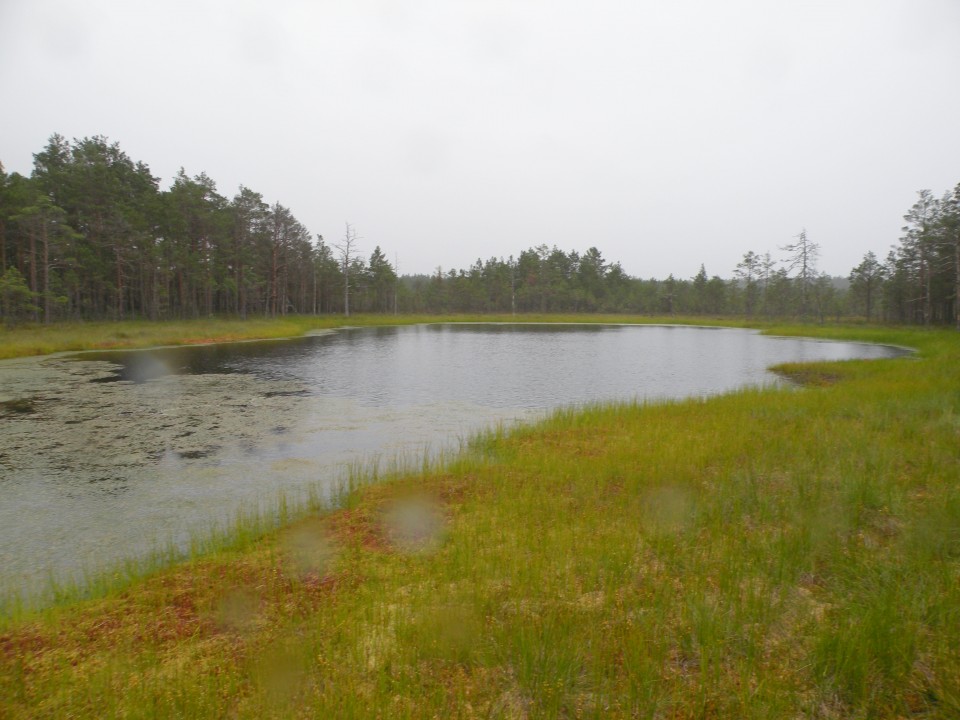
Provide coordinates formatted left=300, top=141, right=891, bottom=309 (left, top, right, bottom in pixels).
left=0, top=324, right=906, bottom=598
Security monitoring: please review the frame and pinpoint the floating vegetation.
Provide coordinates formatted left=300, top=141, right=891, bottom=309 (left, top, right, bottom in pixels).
left=0, top=397, right=35, bottom=414
left=176, top=448, right=218, bottom=460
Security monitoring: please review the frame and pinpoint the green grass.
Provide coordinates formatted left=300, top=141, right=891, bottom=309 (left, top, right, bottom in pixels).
left=0, top=313, right=745, bottom=360
left=1, top=319, right=958, bottom=718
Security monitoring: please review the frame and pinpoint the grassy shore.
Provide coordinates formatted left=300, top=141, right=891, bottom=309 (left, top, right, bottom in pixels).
left=1, top=319, right=958, bottom=718
left=0, top=314, right=746, bottom=360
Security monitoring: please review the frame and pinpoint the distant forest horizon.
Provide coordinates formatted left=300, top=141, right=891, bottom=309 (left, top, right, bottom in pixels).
left=1, top=135, right=958, bottom=329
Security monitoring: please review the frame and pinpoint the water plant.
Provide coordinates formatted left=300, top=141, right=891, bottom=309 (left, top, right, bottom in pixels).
left=0, top=398, right=35, bottom=413
left=0, top=321, right=957, bottom=718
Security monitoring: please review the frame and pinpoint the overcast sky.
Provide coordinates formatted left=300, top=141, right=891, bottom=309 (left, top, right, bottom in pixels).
left=2, top=0, right=959, bottom=279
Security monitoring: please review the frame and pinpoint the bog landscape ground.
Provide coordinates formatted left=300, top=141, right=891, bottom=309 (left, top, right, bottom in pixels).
left=1, top=316, right=958, bottom=719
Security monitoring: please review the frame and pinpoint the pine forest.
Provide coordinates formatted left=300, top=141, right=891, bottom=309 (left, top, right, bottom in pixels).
left=1, top=134, right=958, bottom=329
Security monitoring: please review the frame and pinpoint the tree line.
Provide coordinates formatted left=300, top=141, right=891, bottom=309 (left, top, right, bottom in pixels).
left=1, top=135, right=957, bottom=328
left=876, top=187, right=960, bottom=329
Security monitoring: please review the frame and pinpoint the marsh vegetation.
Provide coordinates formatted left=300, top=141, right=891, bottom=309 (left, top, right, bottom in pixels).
left=0, top=321, right=901, bottom=598
left=0, top=319, right=957, bottom=718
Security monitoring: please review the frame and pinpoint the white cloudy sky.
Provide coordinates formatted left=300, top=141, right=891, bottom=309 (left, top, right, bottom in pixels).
left=2, top=0, right=959, bottom=279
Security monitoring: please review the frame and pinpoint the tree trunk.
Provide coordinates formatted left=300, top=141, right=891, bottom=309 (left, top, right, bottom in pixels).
left=239, top=262, right=247, bottom=320
left=28, top=226, right=38, bottom=321
left=115, top=247, right=124, bottom=320
left=270, top=242, right=278, bottom=317
left=343, top=258, right=350, bottom=317
left=41, top=222, right=50, bottom=323
left=955, top=239, right=960, bottom=332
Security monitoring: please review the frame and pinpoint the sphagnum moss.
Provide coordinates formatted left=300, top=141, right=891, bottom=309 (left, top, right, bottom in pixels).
left=1, top=320, right=958, bottom=719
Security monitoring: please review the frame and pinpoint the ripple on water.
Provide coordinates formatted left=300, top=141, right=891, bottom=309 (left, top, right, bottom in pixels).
left=0, top=325, right=907, bottom=597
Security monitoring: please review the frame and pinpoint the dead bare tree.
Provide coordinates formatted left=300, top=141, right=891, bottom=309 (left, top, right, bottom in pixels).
left=781, top=228, right=820, bottom=319
left=334, top=222, right=360, bottom=316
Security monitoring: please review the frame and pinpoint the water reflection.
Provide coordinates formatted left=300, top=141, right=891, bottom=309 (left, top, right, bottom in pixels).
left=79, top=323, right=903, bottom=410
left=1, top=324, right=906, bottom=597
